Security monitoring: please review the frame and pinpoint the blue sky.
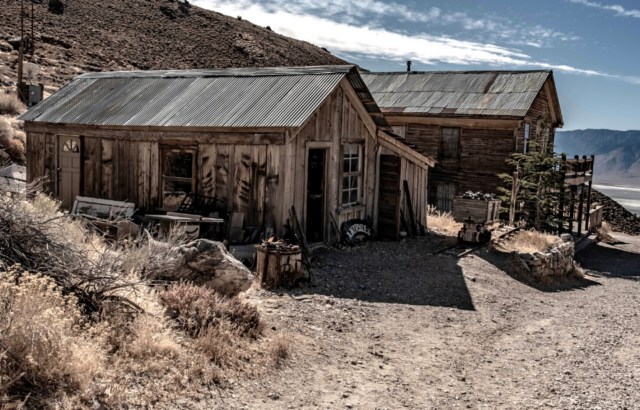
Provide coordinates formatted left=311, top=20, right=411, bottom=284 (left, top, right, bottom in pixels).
left=191, top=0, right=640, bottom=131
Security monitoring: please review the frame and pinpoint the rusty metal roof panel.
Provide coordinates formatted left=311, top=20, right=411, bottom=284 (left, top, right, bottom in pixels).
left=18, top=66, right=361, bottom=127
left=361, top=70, right=550, bottom=117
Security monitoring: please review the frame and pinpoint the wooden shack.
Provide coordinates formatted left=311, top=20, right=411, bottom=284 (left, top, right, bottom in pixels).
left=19, top=65, right=435, bottom=243
left=361, top=70, right=564, bottom=212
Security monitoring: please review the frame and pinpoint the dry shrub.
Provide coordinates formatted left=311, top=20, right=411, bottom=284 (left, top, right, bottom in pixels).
left=0, top=185, right=289, bottom=406
left=162, top=281, right=264, bottom=338
left=0, top=93, right=26, bottom=116
left=269, top=334, right=292, bottom=365
left=497, top=229, right=558, bottom=254
left=426, top=205, right=461, bottom=233
left=572, top=263, right=585, bottom=278
left=596, top=221, right=614, bottom=243
left=0, top=120, right=25, bottom=161
left=0, top=267, right=105, bottom=397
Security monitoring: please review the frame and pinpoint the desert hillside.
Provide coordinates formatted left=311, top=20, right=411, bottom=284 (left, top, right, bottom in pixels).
left=0, top=0, right=347, bottom=93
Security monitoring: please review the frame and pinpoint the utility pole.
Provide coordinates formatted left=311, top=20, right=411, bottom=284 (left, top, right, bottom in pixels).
left=17, top=0, right=25, bottom=100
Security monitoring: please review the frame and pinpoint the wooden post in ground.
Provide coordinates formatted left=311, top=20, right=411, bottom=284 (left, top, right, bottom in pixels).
left=509, top=168, right=519, bottom=227
left=569, top=187, right=575, bottom=236
left=585, top=155, right=594, bottom=233
left=577, top=183, right=585, bottom=236
left=585, top=180, right=593, bottom=233
left=559, top=154, right=566, bottom=234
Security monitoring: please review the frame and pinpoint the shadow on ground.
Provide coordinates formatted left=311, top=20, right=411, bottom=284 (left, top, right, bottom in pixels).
left=293, top=235, right=477, bottom=310
left=576, top=237, right=640, bottom=280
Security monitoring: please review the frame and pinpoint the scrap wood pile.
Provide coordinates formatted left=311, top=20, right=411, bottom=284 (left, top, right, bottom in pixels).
left=260, top=237, right=300, bottom=252
left=592, top=189, right=640, bottom=235
left=461, top=191, right=497, bottom=201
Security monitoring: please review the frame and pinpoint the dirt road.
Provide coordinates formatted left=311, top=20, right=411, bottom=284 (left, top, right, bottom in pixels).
left=213, top=234, right=640, bottom=409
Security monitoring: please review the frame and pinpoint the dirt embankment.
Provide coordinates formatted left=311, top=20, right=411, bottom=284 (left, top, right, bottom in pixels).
left=0, top=0, right=347, bottom=93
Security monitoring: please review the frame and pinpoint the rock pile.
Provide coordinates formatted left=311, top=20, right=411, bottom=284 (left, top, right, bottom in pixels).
left=520, top=234, right=576, bottom=277
left=592, top=189, right=640, bottom=236
left=461, top=191, right=497, bottom=201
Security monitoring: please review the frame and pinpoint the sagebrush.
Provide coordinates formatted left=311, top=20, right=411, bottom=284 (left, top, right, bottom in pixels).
left=0, top=94, right=25, bottom=116
left=0, top=187, right=288, bottom=407
left=0, top=119, right=25, bottom=161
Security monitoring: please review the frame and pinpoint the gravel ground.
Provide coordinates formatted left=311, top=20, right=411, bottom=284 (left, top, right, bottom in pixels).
left=206, top=233, right=640, bottom=409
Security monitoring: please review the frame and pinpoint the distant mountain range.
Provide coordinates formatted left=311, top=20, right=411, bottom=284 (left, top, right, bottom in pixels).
left=555, top=129, right=640, bottom=187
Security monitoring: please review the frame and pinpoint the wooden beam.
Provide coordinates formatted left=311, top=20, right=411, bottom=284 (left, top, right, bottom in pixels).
left=24, top=122, right=288, bottom=134
left=384, top=116, right=521, bottom=129
left=544, top=80, right=558, bottom=125
left=377, top=130, right=434, bottom=169
left=23, top=123, right=285, bottom=145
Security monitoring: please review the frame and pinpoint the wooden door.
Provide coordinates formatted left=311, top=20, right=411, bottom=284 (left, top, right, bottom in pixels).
left=437, top=183, right=456, bottom=213
left=59, top=136, right=81, bottom=209
left=305, top=149, right=326, bottom=242
left=378, top=155, right=401, bottom=240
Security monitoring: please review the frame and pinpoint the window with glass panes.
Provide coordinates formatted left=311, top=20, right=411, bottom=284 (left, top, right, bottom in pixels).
left=440, top=127, right=460, bottom=159
left=342, top=145, right=361, bottom=207
left=162, top=150, right=195, bottom=210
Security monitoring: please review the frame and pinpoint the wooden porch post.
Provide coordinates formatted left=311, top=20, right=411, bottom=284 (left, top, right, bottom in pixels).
left=577, top=183, right=584, bottom=236
left=558, top=154, right=566, bottom=234
left=569, top=187, right=575, bottom=235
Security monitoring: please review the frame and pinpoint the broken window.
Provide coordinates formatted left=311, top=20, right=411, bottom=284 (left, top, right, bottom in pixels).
left=440, top=127, right=460, bottom=159
left=162, top=150, right=195, bottom=210
left=342, top=144, right=361, bottom=207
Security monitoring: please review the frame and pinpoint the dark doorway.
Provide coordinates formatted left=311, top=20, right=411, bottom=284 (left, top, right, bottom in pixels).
left=306, top=149, right=326, bottom=242
left=378, top=155, right=401, bottom=240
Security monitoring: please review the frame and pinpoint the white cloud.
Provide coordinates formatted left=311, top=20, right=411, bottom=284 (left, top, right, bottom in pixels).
left=214, top=0, right=579, bottom=48
left=569, top=0, right=640, bottom=18
left=191, top=0, right=639, bottom=83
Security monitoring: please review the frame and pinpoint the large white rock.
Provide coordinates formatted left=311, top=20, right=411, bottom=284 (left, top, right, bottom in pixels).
left=151, top=239, right=254, bottom=296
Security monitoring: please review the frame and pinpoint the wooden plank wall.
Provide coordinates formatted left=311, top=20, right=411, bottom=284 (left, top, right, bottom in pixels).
left=406, top=123, right=515, bottom=205
left=279, top=81, right=378, bottom=243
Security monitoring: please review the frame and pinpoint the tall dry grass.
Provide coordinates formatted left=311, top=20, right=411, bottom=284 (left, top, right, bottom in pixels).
left=0, top=188, right=289, bottom=407
left=496, top=229, right=559, bottom=254
left=426, top=205, right=462, bottom=233
left=0, top=119, right=25, bottom=161
left=596, top=221, right=614, bottom=243
left=0, top=94, right=26, bottom=116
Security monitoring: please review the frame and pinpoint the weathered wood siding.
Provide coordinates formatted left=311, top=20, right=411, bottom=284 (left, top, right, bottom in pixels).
left=24, top=79, right=431, bottom=242
left=403, top=123, right=513, bottom=204
left=280, top=79, right=379, bottom=243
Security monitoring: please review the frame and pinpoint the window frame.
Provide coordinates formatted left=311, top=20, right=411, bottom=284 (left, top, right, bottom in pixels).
left=439, top=127, right=461, bottom=159
left=341, top=144, right=362, bottom=208
left=523, top=123, right=531, bottom=154
left=160, top=148, right=197, bottom=210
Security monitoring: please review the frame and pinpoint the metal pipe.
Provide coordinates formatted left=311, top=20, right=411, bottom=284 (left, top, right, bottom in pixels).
left=406, top=61, right=412, bottom=72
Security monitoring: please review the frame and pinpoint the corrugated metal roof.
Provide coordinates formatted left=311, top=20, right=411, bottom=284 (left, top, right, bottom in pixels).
left=361, top=70, right=550, bottom=117
left=20, top=65, right=392, bottom=128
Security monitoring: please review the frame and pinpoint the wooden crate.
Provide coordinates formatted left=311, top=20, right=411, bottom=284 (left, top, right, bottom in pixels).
left=452, top=198, right=501, bottom=225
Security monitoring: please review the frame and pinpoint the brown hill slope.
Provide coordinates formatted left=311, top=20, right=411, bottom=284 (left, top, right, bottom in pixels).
left=0, top=0, right=347, bottom=92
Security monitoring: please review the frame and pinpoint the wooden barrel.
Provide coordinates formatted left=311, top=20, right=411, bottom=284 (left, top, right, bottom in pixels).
left=255, top=247, right=303, bottom=289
